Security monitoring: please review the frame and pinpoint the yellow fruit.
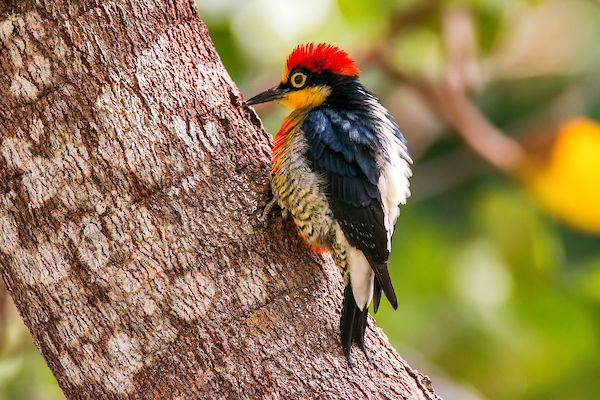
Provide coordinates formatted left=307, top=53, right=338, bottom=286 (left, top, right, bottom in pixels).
left=527, top=118, right=600, bottom=234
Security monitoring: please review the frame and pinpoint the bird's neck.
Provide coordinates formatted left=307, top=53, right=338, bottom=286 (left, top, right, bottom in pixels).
left=323, top=76, right=370, bottom=110
left=272, top=110, right=308, bottom=171
left=271, top=78, right=372, bottom=170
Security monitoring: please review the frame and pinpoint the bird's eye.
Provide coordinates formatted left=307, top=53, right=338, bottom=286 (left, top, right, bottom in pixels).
left=290, top=72, right=307, bottom=88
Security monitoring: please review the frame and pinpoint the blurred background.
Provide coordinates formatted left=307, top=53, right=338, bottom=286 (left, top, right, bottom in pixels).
left=2, top=0, right=600, bottom=399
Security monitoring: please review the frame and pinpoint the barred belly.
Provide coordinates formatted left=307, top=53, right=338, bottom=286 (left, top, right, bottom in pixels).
left=272, top=128, right=335, bottom=250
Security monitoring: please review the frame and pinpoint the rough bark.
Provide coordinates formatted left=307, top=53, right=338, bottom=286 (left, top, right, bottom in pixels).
left=0, top=1, right=439, bottom=399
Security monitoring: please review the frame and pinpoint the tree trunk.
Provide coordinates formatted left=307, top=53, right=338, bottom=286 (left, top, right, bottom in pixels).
left=0, top=1, right=439, bottom=399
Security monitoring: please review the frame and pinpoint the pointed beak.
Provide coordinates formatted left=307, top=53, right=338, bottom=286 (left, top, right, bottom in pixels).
left=246, top=85, right=290, bottom=105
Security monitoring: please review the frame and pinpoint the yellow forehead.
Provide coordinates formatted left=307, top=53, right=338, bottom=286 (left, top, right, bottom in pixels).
left=281, top=67, right=290, bottom=83
left=278, top=86, right=330, bottom=110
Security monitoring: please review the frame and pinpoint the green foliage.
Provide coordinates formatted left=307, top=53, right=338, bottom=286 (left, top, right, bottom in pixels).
left=391, top=27, right=444, bottom=77
left=377, top=184, right=600, bottom=399
left=478, top=76, right=574, bottom=127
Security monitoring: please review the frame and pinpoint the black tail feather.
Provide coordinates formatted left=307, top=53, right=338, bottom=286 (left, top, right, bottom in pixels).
left=373, top=279, right=382, bottom=314
left=369, top=259, right=398, bottom=310
left=340, top=283, right=369, bottom=366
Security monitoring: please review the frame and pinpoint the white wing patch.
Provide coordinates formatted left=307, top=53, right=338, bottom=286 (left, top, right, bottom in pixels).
left=368, top=99, right=412, bottom=250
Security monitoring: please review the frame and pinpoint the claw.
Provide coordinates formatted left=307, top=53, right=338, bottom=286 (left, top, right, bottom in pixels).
left=346, top=352, right=353, bottom=369
left=361, top=347, right=371, bottom=364
left=252, top=196, right=278, bottom=228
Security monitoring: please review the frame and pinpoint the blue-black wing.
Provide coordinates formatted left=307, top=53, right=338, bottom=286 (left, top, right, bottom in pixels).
left=302, top=107, right=397, bottom=308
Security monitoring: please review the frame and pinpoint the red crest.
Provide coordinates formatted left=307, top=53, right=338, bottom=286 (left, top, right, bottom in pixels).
left=285, top=43, right=359, bottom=77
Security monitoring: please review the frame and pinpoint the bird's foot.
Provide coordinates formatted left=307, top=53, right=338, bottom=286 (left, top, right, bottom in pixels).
left=280, top=207, right=288, bottom=221
left=361, top=346, right=371, bottom=364
left=344, top=346, right=371, bottom=369
left=251, top=195, right=279, bottom=228
left=346, top=352, right=353, bottom=369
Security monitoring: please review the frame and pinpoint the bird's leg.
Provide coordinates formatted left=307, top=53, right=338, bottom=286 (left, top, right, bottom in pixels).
left=257, top=195, right=277, bottom=226
left=252, top=176, right=285, bottom=227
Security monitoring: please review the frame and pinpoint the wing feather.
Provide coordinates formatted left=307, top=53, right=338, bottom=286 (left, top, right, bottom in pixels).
left=303, top=107, right=392, bottom=271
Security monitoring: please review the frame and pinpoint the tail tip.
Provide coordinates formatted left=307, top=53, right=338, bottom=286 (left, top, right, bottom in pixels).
left=340, top=283, right=371, bottom=367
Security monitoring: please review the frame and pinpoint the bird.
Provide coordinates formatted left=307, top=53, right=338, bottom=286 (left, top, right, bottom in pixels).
left=246, top=43, right=412, bottom=364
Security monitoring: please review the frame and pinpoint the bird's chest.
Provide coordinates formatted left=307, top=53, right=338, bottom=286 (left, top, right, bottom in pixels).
left=271, top=130, right=334, bottom=247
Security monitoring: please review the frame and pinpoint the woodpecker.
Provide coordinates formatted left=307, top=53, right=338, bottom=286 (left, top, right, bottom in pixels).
left=247, top=43, right=412, bottom=363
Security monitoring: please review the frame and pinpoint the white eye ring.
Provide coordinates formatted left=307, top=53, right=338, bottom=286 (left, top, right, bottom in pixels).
left=290, top=72, right=307, bottom=88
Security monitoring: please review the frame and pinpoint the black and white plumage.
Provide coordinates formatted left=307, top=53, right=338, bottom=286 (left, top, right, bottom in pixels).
left=246, top=43, right=412, bottom=364
left=302, top=84, right=412, bottom=358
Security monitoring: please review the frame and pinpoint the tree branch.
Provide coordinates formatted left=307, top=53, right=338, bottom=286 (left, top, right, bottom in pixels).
left=372, top=6, right=527, bottom=176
